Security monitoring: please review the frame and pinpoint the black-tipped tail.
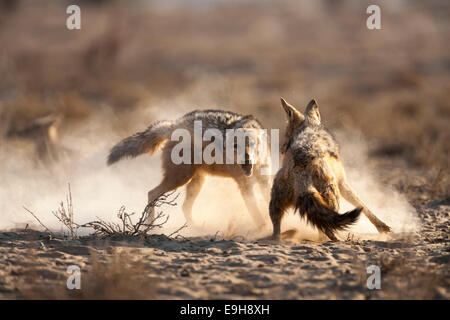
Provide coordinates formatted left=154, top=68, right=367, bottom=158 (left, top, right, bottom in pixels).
left=296, top=192, right=362, bottom=240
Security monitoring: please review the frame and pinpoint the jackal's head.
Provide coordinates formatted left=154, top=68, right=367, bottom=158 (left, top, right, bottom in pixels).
left=227, top=128, right=258, bottom=177
left=280, top=98, right=321, bottom=153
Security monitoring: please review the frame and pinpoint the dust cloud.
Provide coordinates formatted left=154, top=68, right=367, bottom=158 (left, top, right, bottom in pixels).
left=0, top=103, right=418, bottom=241
left=335, top=130, right=420, bottom=238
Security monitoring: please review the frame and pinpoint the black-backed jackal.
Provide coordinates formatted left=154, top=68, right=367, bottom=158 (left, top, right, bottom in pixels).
left=269, top=98, right=391, bottom=241
left=107, top=109, right=271, bottom=229
left=6, top=113, right=62, bottom=163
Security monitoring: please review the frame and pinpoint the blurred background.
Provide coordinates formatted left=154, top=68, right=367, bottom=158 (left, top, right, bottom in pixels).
left=0, top=0, right=448, bottom=232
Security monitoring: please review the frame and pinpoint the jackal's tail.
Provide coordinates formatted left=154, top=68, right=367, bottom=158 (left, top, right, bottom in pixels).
left=107, top=120, right=174, bottom=165
left=295, top=191, right=362, bottom=240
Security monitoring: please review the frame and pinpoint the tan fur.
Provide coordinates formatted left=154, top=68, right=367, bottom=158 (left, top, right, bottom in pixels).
left=269, top=98, right=391, bottom=241
left=108, top=109, right=272, bottom=229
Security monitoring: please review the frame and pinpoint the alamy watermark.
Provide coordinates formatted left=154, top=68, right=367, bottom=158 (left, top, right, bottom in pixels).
left=366, top=5, right=381, bottom=30
left=66, top=265, right=81, bottom=290
left=366, top=265, right=381, bottom=289
left=65, top=5, right=382, bottom=32
left=169, top=121, right=279, bottom=176
left=66, top=5, right=81, bottom=30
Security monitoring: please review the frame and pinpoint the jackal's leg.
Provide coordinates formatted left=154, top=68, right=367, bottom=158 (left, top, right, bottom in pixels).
left=255, top=170, right=272, bottom=204
left=235, top=177, right=267, bottom=230
left=147, top=165, right=195, bottom=223
left=269, top=173, right=292, bottom=240
left=182, top=173, right=205, bottom=226
left=339, top=180, right=391, bottom=233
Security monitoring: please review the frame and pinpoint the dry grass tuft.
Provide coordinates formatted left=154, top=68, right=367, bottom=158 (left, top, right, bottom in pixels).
left=52, top=183, right=76, bottom=239
left=23, top=185, right=183, bottom=238
left=80, top=191, right=181, bottom=236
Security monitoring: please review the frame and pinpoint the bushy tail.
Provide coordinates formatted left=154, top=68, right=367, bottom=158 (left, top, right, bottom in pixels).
left=107, top=120, right=174, bottom=165
left=296, top=191, right=362, bottom=240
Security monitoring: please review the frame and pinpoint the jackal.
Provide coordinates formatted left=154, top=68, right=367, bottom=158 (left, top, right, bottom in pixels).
left=5, top=112, right=63, bottom=163
left=107, top=109, right=271, bottom=228
left=269, top=98, right=391, bottom=241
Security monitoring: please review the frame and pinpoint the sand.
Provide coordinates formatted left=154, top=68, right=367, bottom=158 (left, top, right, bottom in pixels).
left=1, top=162, right=448, bottom=300
left=0, top=0, right=448, bottom=301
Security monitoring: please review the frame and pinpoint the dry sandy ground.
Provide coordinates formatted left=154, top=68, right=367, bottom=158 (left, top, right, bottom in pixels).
left=0, top=0, right=448, bottom=301
left=0, top=160, right=448, bottom=300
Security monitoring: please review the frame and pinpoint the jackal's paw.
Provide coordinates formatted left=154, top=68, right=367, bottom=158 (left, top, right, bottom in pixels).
left=269, top=234, right=281, bottom=242
left=257, top=233, right=280, bottom=242
left=376, top=222, right=392, bottom=234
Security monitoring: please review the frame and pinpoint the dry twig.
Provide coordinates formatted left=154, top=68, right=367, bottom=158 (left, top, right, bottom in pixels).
left=80, top=191, right=180, bottom=236
left=22, top=206, right=54, bottom=236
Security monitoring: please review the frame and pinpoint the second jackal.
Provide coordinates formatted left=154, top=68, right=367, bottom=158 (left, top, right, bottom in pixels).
left=107, top=109, right=271, bottom=229
left=270, top=98, right=391, bottom=241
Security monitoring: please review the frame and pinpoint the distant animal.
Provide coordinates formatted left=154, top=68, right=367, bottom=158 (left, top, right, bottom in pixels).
left=6, top=112, right=62, bottom=163
left=269, top=98, right=391, bottom=241
left=107, top=109, right=272, bottom=228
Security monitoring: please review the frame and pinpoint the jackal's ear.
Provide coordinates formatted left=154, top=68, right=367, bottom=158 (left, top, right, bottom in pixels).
left=281, top=98, right=304, bottom=122
left=305, top=99, right=321, bottom=124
